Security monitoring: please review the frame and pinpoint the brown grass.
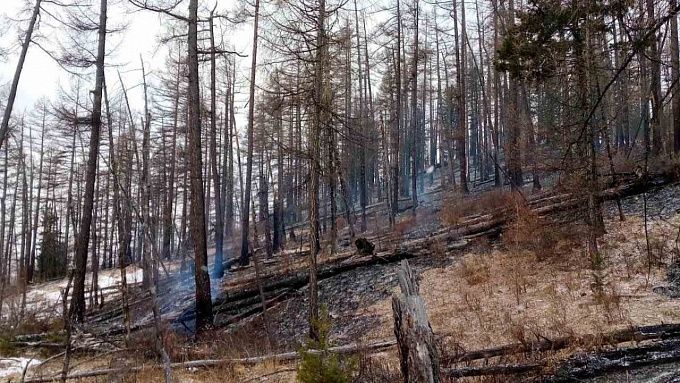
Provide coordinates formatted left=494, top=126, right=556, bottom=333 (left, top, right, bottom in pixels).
left=393, top=216, right=416, bottom=238
left=441, top=189, right=515, bottom=226
left=356, top=213, right=680, bottom=364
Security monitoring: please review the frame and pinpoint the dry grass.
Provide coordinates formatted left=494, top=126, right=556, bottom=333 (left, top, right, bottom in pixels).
left=503, top=198, right=581, bottom=260
left=356, top=213, right=680, bottom=360
left=393, top=215, right=416, bottom=239
left=22, top=326, right=296, bottom=383
left=441, top=189, right=515, bottom=226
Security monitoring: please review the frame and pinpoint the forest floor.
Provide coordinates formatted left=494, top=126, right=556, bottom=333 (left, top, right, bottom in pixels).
left=2, top=177, right=680, bottom=382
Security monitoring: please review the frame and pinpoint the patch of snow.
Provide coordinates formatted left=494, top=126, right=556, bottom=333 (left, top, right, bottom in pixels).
left=2, top=265, right=147, bottom=321
left=0, top=357, right=41, bottom=378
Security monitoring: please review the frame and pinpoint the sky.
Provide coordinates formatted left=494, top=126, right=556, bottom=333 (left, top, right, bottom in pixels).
left=0, top=0, right=254, bottom=127
left=0, top=0, right=156, bottom=109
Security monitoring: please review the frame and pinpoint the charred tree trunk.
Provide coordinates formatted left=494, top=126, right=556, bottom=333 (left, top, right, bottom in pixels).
left=392, top=260, right=440, bottom=383
left=187, top=0, right=213, bottom=332
left=69, top=0, right=107, bottom=323
left=209, top=12, right=225, bottom=278
left=240, top=0, right=261, bottom=266
left=309, top=0, right=327, bottom=341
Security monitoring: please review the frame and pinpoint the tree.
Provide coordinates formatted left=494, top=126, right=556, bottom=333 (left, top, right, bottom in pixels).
left=0, top=0, right=43, bottom=152
left=671, top=0, right=680, bottom=153
left=309, top=0, right=328, bottom=341
left=69, top=0, right=107, bottom=323
left=240, top=0, right=262, bottom=267
left=187, top=0, right=214, bottom=333
left=209, top=10, right=225, bottom=278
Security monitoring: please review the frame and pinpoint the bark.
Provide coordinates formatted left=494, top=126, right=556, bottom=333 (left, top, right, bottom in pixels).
left=456, top=0, right=469, bottom=192
left=392, top=0, right=402, bottom=221
left=103, top=80, right=131, bottom=343
left=162, top=51, right=181, bottom=262
left=647, top=0, right=663, bottom=155
left=672, top=0, right=680, bottom=153
left=69, top=0, right=107, bottom=323
left=23, top=340, right=396, bottom=382
left=392, top=260, right=440, bottom=382
left=0, top=0, right=42, bottom=151
left=28, top=105, right=46, bottom=282
left=506, top=0, right=522, bottom=190
left=240, top=0, right=261, bottom=266
left=209, top=12, right=224, bottom=278
left=354, top=0, right=368, bottom=232
left=0, top=145, right=8, bottom=318
left=187, top=0, right=214, bottom=332
left=308, top=0, right=327, bottom=341
left=410, top=0, right=420, bottom=211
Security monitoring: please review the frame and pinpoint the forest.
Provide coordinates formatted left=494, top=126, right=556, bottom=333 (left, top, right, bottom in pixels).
left=0, top=0, right=680, bottom=381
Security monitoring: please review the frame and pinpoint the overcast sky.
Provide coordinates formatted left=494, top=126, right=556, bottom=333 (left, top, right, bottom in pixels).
left=0, top=0, right=254, bottom=128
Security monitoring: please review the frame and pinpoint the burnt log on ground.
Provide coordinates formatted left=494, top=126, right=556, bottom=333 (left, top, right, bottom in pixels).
left=443, top=363, right=544, bottom=378
left=442, top=323, right=680, bottom=364
left=18, top=323, right=680, bottom=380
left=82, top=173, right=678, bottom=340
left=442, top=340, right=680, bottom=379
left=22, top=340, right=396, bottom=383
left=546, top=339, right=680, bottom=382
left=441, top=324, right=680, bottom=379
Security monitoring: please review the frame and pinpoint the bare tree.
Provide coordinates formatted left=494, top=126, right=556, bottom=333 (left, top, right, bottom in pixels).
left=69, top=0, right=107, bottom=323
left=0, top=0, right=43, bottom=152
left=240, top=0, right=262, bottom=267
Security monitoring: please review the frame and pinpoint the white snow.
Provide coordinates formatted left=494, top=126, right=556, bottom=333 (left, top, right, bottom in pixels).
left=0, top=357, right=41, bottom=378
left=1, top=266, right=146, bottom=320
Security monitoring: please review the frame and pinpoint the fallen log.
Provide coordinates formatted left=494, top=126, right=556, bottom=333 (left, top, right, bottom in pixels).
left=86, top=172, right=678, bottom=338
left=443, top=339, right=680, bottom=379
left=443, top=362, right=544, bottom=378
left=22, top=340, right=395, bottom=383
left=440, top=325, right=680, bottom=379
left=161, top=174, right=677, bottom=331
left=547, top=339, right=680, bottom=382
left=442, top=323, right=680, bottom=364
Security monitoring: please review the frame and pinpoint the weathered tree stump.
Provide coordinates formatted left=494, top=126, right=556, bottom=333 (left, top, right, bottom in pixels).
left=355, top=237, right=375, bottom=255
left=392, top=260, right=440, bottom=383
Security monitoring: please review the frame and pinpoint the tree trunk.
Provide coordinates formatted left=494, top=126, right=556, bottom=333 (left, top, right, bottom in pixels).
left=309, top=0, right=327, bottom=341
left=240, top=0, right=261, bottom=266
left=28, top=105, right=46, bottom=283
left=187, top=0, right=213, bottom=332
left=392, top=260, right=440, bottom=383
left=506, top=0, right=522, bottom=190
left=410, top=0, right=420, bottom=211
left=69, top=0, right=107, bottom=323
left=0, top=0, right=42, bottom=151
left=209, top=12, right=225, bottom=278
left=671, top=0, right=680, bottom=153
left=392, top=0, right=402, bottom=222
left=647, top=0, right=663, bottom=155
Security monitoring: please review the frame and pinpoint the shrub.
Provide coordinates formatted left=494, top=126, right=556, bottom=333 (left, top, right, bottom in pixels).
left=0, top=336, right=18, bottom=357
left=297, top=307, right=356, bottom=383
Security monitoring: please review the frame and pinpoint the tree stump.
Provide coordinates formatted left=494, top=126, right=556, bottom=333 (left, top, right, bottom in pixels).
left=355, top=237, right=375, bottom=255
left=392, top=260, right=440, bottom=383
